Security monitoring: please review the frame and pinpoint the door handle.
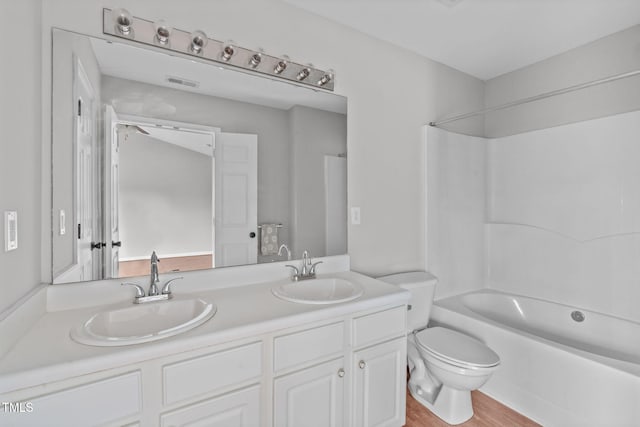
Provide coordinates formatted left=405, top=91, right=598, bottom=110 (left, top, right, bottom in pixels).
left=112, top=241, right=122, bottom=247
left=91, top=242, right=105, bottom=250
left=249, top=232, right=256, bottom=238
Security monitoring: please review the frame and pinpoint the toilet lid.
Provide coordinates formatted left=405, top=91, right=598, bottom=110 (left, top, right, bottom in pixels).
left=415, top=327, right=500, bottom=368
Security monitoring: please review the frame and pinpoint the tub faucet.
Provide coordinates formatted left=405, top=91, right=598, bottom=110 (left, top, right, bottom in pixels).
left=149, top=251, right=160, bottom=296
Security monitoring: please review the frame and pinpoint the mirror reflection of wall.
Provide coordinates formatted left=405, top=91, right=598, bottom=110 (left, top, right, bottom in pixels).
left=52, top=30, right=347, bottom=284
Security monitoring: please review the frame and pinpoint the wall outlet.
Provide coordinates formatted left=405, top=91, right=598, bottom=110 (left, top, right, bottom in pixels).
left=5, top=211, right=18, bottom=251
left=351, top=207, right=361, bottom=225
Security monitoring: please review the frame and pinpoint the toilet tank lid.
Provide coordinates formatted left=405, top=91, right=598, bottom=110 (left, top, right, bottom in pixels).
left=377, top=271, right=438, bottom=287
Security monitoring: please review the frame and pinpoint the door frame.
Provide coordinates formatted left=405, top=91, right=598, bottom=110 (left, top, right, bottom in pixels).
left=105, top=114, right=219, bottom=274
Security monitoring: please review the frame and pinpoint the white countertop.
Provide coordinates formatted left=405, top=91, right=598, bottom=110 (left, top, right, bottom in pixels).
left=0, top=270, right=408, bottom=394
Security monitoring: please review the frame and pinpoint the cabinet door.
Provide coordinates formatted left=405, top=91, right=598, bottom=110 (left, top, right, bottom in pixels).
left=274, top=358, right=345, bottom=427
left=161, top=385, right=260, bottom=427
left=353, top=338, right=406, bottom=427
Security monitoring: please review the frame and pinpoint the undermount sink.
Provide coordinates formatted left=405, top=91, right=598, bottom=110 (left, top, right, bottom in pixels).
left=70, top=297, right=216, bottom=346
left=272, top=278, right=363, bottom=304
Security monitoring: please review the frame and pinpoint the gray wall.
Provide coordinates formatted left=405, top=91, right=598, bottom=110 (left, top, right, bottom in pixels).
left=119, top=133, right=212, bottom=259
left=102, top=76, right=293, bottom=261
left=51, top=31, right=102, bottom=277
left=289, top=105, right=348, bottom=259
left=0, top=0, right=42, bottom=314
left=484, top=24, right=640, bottom=137
left=41, top=0, right=485, bottom=284
left=1, top=0, right=485, bottom=313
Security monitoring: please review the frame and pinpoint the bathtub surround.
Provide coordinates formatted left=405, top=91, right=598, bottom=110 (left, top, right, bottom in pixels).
left=428, top=109, right=640, bottom=323
left=426, top=128, right=487, bottom=300
left=487, top=110, right=640, bottom=322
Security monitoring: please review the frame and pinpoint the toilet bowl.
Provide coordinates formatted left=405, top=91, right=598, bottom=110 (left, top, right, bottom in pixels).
left=377, top=272, right=500, bottom=425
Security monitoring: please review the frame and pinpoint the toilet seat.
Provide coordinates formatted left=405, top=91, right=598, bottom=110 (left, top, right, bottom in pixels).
left=414, top=327, right=500, bottom=369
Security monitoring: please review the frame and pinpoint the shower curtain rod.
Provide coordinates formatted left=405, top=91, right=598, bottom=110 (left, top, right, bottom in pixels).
left=429, top=69, right=640, bottom=127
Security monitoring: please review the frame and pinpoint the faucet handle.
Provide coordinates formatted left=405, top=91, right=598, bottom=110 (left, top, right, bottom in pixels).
left=285, top=264, right=300, bottom=280
left=121, top=282, right=145, bottom=298
left=161, top=277, right=184, bottom=296
left=310, top=261, right=323, bottom=275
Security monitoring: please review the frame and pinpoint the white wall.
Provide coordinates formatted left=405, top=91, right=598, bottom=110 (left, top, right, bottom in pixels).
left=426, top=127, right=486, bottom=299
left=0, top=0, right=42, bottom=314
left=37, top=0, right=484, bottom=288
left=289, top=105, right=347, bottom=259
left=119, top=133, right=212, bottom=259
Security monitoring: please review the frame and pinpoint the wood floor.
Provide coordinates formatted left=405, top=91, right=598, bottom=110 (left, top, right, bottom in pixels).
left=405, top=389, right=541, bottom=427
left=118, top=254, right=213, bottom=277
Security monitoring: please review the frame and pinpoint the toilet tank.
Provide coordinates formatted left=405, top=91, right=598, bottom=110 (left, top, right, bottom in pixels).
left=377, top=271, right=438, bottom=331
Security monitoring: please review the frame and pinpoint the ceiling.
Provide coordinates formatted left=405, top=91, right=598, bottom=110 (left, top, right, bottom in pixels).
left=283, top=0, right=640, bottom=80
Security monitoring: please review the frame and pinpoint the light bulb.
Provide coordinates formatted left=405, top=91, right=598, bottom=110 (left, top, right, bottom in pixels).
left=154, top=20, right=172, bottom=45
left=318, top=69, right=334, bottom=86
left=112, top=8, right=133, bottom=35
left=221, top=41, right=236, bottom=61
left=296, top=67, right=311, bottom=81
left=249, top=51, right=262, bottom=68
left=274, top=55, right=289, bottom=74
left=189, top=30, right=208, bottom=54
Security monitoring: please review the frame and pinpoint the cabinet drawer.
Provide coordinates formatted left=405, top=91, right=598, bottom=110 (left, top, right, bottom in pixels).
left=353, top=306, right=406, bottom=348
left=161, top=385, right=260, bottom=427
left=2, top=371, right=141, bottom=427
left=163, top=342, right=262, bottom=405
left=274, top=322, right=344, bottom=372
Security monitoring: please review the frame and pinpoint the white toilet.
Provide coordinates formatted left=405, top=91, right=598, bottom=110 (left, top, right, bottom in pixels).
left=378, top=272, right=500, bottom=425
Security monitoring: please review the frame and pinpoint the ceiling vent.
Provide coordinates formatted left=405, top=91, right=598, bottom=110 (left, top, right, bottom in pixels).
left=166, top=76, right=200, bottom=88
left=434, top=0, right=465, bottom=7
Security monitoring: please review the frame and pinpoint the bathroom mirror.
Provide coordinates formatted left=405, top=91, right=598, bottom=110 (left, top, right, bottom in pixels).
left=51, top=29, right=347, bottom=284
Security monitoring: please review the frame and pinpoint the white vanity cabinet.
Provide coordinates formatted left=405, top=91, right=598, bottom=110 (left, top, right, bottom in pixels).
left=271, top=304, right=407, bottom=427
left=273, top=358, right=346, bottom=427
left=353, top=338, right=406, bottom=427
left=0, top=340, right=263, bottom=427
left=0, top=303, right=407, bottom=427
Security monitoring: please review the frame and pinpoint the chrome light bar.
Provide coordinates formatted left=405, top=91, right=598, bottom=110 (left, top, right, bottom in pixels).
left=102, top=8, right=335, bottom=91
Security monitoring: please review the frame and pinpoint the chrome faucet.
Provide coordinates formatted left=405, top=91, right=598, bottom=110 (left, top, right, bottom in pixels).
left=149, top=251, right=160, bottom=296
left=278, top=244, right=292, bottom=261
left=285, top=250, right=323, bottom=281
left=121, top=251, right=183, bottom=304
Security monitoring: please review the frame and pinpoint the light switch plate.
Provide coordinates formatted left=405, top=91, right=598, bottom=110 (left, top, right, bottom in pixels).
left=351, top=207, right=361, bottom=225
left=5, top=211, right=18, bottom=251
left=59, top=209, right=66, bottom=235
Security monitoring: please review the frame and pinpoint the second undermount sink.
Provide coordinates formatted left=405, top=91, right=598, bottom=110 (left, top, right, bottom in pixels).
left=70, top=297, right=216, bottom=347
left=272, top=277, right=363, bottom=304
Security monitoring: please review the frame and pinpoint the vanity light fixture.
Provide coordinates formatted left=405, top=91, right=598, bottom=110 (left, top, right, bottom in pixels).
left=102, top=8, right=335, bottom=91
left=249, top=51, right=262, bottom=68
left=112, top=8, right=133, bottom=35
left=221, top=42, right=235, bottom=61
left=189, top=30, right=208, bottom=54
left=154, top=20, right=172, bottom=45
left=296, top=67, right=311, bottom=81
left=317, top=69, right=334, bottom=86
left=274, top=56, right=288, bottom=74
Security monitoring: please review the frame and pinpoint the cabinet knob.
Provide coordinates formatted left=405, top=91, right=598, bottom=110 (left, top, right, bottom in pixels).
left=337, top=368, right=345, bottom=378
left=359, top=360, right=366, bottom=369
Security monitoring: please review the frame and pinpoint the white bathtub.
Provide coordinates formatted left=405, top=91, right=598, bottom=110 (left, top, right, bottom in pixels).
left=431, top=289, right=640, bottom=427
